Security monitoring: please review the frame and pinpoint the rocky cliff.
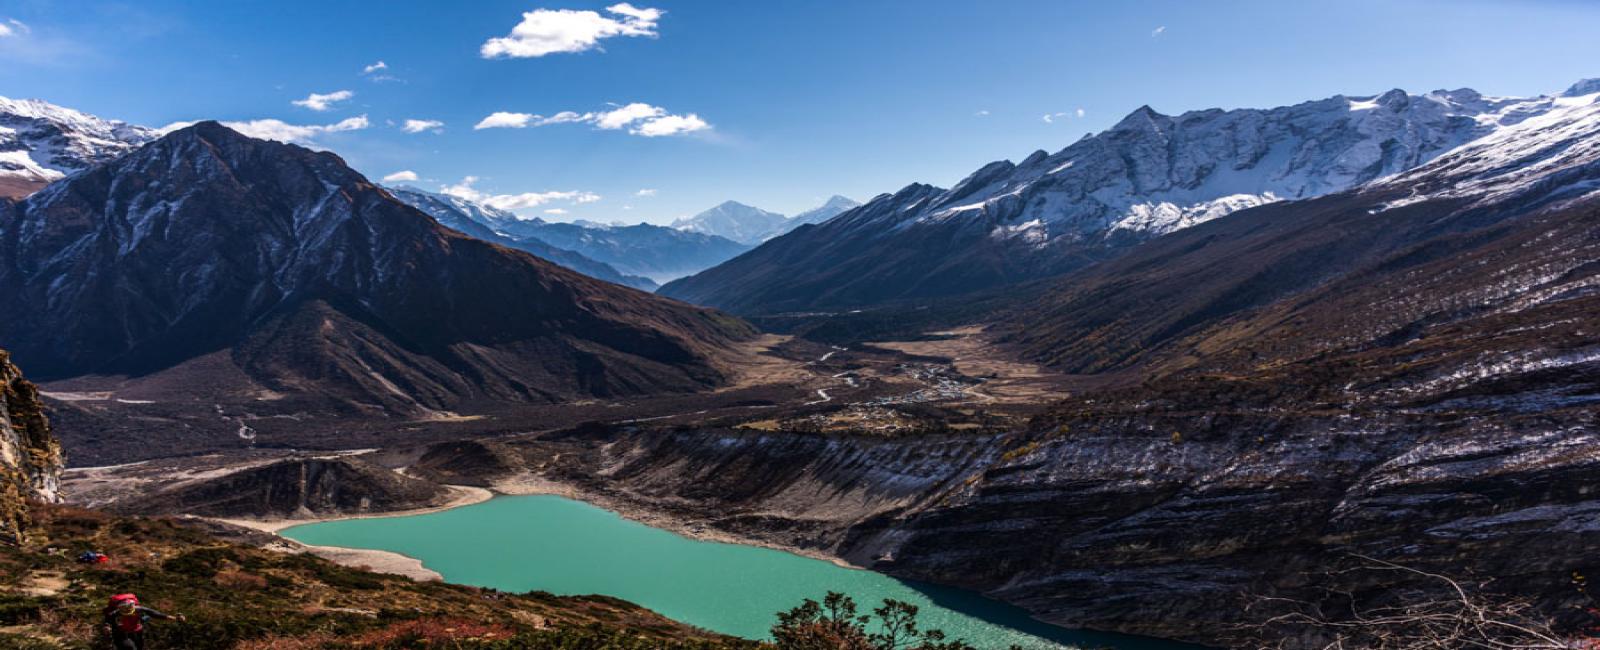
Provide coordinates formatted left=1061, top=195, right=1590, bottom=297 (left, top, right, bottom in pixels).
left=0, top=349, right=64, bottom=543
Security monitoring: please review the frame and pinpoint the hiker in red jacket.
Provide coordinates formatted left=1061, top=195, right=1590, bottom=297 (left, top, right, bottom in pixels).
left=102, top=594, right=184, bottom=650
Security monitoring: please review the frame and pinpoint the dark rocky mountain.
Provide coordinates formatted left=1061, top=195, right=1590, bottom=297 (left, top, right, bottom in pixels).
left=0, top=349, right=63, bottom=543
left=0, top=122, right=754, bottom=415
left=661, top=83, right=1591, bottom=315
left=385, top=186, right=658, bottom=291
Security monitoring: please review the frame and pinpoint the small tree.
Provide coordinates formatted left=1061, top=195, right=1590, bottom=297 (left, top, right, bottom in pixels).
left=772, top=593, right=978, bottom=650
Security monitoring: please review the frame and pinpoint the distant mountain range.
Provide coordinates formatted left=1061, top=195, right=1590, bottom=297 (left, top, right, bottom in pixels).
left=385, top=186, right=659, bottom=291
left=0, top=96, right=155, bottom=199
left=0, top=122, right=754, bottom=415
left=413, top=196, right=753, bottom=284
left=671, top=196, right=860, bottom=244
left=660, top=82, right=1599, bottom=314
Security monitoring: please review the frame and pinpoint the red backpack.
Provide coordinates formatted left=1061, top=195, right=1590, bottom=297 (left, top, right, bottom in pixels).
left=106, top=594, right=142, bottom=633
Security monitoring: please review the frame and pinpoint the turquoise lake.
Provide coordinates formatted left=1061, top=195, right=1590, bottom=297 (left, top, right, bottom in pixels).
left=281, top=494, right=1195, bottom=649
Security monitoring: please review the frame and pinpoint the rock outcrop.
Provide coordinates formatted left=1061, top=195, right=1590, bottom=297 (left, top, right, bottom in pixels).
left=0, top=349, right=64, bottom=543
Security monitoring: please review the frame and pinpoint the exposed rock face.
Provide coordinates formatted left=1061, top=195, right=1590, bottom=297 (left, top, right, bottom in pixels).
left=0, top=349, right=64, bottom=543
left=511, top=389, right=1597, bottom=646
left=0, top=122, right=754, bottom=415
left=661, top=84, right=1582, bottom=314
left=119, top=457, right=450, bottom=518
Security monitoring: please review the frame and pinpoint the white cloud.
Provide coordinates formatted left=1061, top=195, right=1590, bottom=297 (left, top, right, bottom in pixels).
left=1042, top=110, right=1085, bottom=124
left=382, top=170, right=419, bottom=183
left=292, top=90, right=354, bottom=111
left=543, top=208, right=568, bottom=215
left=0, top=19, right=27, bottom=37
left=476, top=112, right=530, bottom=129
left=157, top=115, right=370, bottom=145
left=402, top=118, right=444, bottom=134
left=631, top=113, right=707, bottom=137
left=1151, top=25, right=1166, bottom=37
left=439, top=176, right=601, bottom=217
left=593, top=102, right=662, bottom=129
left=635, top=188, right=657, bottom=197
left=481, top=3, right=662, bottom=59
left=474, top=102, right=709, bottom=137
left=362, top=60, right=387, bottom=74
left=975, top=109, right=990, bottom=117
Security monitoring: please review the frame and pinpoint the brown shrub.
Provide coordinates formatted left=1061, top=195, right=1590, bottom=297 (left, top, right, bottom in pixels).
left=213, top=569, right=269, bottom=590
left=234, top=632, right=338, bottom=650
left=350, top=617, right=516, bottom=647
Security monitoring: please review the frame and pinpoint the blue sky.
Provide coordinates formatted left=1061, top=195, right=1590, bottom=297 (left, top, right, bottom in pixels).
left=3, top=0, right=1599, bottom=224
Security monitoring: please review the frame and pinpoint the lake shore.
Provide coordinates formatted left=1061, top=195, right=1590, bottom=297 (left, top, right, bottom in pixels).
left=213, top=484, right=494, bottom=581
left=487, top=472, right=869, bottom=571
left=221, top=472, right=868, bottom=581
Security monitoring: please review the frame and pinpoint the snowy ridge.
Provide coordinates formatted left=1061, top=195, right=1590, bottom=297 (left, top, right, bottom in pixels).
left=1374, top=81, right=1600, bottom=212
left=0, top=96, right=155, bottom=198
left=388, top=184, right=531, bottom=237
left=844, top=85, right=1584, bottom=248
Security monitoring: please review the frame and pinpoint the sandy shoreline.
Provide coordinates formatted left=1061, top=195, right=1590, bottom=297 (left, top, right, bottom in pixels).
left=221, top=473, right=867, bottom=583
left=214, top=484, right=494, bottom=581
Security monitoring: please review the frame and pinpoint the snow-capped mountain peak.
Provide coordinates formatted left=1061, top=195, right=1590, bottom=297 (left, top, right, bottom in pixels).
left=1564, top=78, right=1600, bottom=98
left=788, top=195, right=862, bottom=227
left=1375, top=89, right=1600, bottom=212
left=672, top=200, right=789, bottom=244
left=893, top=84, right=1575, bottom=243
left=0, top=95, right=156, bottom=198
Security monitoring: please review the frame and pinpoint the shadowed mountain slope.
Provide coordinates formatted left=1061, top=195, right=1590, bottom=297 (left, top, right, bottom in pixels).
left=0, top=122, right=754, bottom=415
